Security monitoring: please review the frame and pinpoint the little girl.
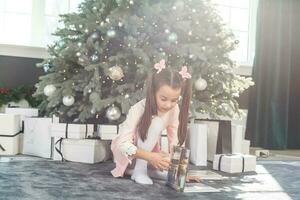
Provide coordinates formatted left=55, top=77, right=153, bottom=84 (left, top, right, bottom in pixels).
left=111, top=59, right=192, bottom=184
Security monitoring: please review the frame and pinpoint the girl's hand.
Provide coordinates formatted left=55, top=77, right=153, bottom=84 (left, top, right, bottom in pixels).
left=148, top=152, right=171, bottom=171
left=186, top=175, right=202, bottom=183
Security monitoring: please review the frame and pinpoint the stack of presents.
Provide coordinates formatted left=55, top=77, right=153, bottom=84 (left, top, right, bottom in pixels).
left=0, top=107, right=256, bottom=174
left=0, top=107, right=115, bottom=163
left=186, top=115, right=256, bottom=174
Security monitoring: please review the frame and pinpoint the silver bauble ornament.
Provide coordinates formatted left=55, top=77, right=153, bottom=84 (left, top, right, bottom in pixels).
left=62, top=96, right=75, bottom=106
left=44, top=84, right=56, bottom=96
left=195, top=77, right=208, bottom=91
left=108, top=66, right=124, bottom=81
left=106, top=105, right=121, bottom=121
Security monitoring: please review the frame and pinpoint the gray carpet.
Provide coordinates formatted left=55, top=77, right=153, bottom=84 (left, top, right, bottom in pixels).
left=0, top=156, right=300, bottom=200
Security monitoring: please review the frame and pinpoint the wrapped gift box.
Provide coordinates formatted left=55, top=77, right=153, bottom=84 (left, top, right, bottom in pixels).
left=0, top=134, right=20, bottom=155
left=213, top=154, right=256, bottom=173
left=52, top=137, right=62, bottom=161
left=242, top=140, right=250, bottom=154
left=97, top=125, right=118, bottom=140
left=0, top=114, right=21, bottom=135
left=2, top=110, right=38, bottom=155
left=231, top=124, right=244, bottom=154
left=167, top=146, right=190, bottom=192
left=202, top=121, right=220, bottom=161
left=186, top=121, right=207, bottom=166
left=23, top=117, right=53, bottom=158
left=193, top=119, right=234, bottom=162
left=51, top=123, right=94, bottom=139
left=53, top=138, right=111, bottom=164
left=5, top=108, right=39, bottom=128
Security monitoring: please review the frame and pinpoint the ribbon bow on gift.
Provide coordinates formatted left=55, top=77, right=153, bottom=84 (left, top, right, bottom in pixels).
left=179, top=66, right=192, bottom=80
left=154, top=59, right=166, bottom=73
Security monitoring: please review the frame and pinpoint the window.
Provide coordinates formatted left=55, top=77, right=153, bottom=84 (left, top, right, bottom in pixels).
left=213, top=0, right=258, bottom=67
left=0, top=0, right=258, bottom=70
left=0, top=0, right=83, bottom=47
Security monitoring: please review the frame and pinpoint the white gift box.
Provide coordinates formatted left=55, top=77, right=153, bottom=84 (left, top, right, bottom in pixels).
left=231, top=124, right=244, bottom=154
left=97, top=125, right=118, bottom=140
left=51, top=123, right=94, bottom=139
left=0, top=134, right=20, bottom=155
left=5, top=107, right=39, bottom=128
left=186, top=121, right=207, bottom=166
left=53, top=138, right=111, bottom=163
left=23, top=117, right=53, bottom=158
left=213, top=154, right=256, bottom=173
left=200, top=121, right=219, bottom=161
left=0, top=99, right=31, bottom=113
left=0, top=114, right=21, bottom=135
left=52, top=137, right=62, bottom=161
left=242, top=140, right=250, bottom=154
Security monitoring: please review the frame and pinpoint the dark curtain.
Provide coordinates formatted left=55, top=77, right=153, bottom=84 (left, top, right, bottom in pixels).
left=246, top=0, right=300, bottom=149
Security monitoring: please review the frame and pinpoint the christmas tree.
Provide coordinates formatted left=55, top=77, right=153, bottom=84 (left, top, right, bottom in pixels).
left=34, top=0, right=253, bottom=123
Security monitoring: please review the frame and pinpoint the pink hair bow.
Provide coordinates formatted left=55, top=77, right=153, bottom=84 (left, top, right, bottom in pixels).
left=154, top=59, right=166, bottom=73
left=179, top=66, right=192, bottom=80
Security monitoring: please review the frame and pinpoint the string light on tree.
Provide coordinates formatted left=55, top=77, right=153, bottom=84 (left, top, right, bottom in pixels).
left=107, top=30, right=116, bottom=38
left=168, top=33, right=178, bottom=42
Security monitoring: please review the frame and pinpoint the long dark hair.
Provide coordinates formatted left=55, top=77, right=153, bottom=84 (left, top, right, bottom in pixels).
left=137, top=68, right=192, bottom=146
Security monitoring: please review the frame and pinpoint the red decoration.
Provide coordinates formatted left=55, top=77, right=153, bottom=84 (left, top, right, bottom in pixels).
left=0, top=88, right=9, bottom=94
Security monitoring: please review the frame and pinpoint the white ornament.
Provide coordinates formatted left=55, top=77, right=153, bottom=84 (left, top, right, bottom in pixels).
left=106, top=105, right=121, bottom=121
left=63, top=96, right=75, bottom=106
left=195, top=77, right=208, bottom=91
left=108, top=66, right=124, bottom=80
left=44, top=84, right=56, bottom=96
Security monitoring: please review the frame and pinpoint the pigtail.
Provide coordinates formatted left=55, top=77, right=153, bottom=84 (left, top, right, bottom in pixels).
left=177, top=78, right=193, bottom=146
left=137, top=72, right=157, bottom=141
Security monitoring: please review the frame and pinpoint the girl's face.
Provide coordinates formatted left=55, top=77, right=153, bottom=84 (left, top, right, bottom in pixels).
left=155, top=85, right=181, bottom=114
